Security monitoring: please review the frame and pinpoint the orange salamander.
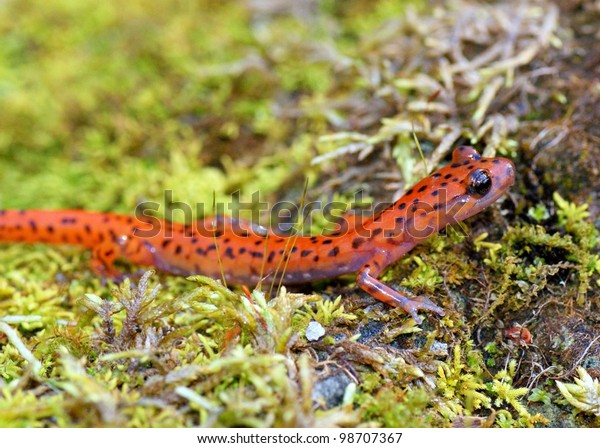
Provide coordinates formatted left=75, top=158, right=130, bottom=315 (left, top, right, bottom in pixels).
left=0, top=146, right=515, bottom=322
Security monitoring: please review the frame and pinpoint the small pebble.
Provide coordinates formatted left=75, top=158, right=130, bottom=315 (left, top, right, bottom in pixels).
left=306, top=320, right=325, bottom=341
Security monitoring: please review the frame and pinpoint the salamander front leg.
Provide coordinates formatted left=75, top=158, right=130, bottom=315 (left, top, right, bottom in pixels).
left=356, top=253, right=445, bottom=324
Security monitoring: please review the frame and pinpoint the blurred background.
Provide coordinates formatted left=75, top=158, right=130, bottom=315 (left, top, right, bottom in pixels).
left=1, top=0, right=597, bottom=220
left=1, top=0, right=425, bottom=219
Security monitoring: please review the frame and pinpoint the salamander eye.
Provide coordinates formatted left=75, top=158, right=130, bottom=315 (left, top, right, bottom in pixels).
left=468, top=169, right=492, bottom=196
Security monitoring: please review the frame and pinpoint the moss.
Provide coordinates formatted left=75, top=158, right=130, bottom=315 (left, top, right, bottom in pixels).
left=475, top=192, right=599, bottom=320
left=0, top=0, right=598, bottom=429
left=556, top=368, right=600, bottom=420
left=356, top=386, right=438, bottom=427
left=436, top=344, right=548, bottom=427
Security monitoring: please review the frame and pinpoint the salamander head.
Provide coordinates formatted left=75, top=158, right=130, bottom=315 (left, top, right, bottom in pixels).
left=409, top=146, right=515, bottom=224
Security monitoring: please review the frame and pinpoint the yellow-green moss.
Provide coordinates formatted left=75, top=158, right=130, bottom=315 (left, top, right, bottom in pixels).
left=1, top=0, right=597, bottom=429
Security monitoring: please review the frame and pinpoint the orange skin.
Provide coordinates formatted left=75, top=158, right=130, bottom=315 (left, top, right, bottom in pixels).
left=0, top=147, right=515, bottom=322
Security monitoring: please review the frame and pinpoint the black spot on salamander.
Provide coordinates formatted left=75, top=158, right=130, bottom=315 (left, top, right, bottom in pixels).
left=417, top=185, right=427, bottom=193
left=98, top=232, right=105, bottom=243
left=278, top=249, right=285, bottom=255
left=162, top=239, right=172, bottom=249
left=467, top=164, right=474, bottom=170
left=102, top=216, right=110, bottom=223
left=84, top=224, right=92, bottom=234
left=47, top=225, right=55, bottom=234
left=301, top=249, right=312, bottom=257
left=239, top=247, right=246, bottom=254
left=268, top=250, right=276, bottom=263
left=313, top=255, right=319, bottom=262
left=398, top=202, right=406, bottom=210
left=431, top=190, right=439, bottom=197
left=371, top=211, right=383, bottom=222
left=224, top=247, right=235, bottom=259
left=206, top=244, right=216, bottom=252
left=452, top=177, right=459, bottom=182
left=462, top=160, right=470, bottom=166
left=61, top=235, right=69, bottom=243
left=459, top=146, right=466, bottom=151
left=405, top=188, right=414, bottom=195
left=275, top=238, right=284, bottom=243
left=411, top=205, right=418, bottom=212
left=212, top=229, right=223, bottom=238
left=191, top=237, right=198, bottom=244
left=351, top=238, right=364, bottom=249
left=395, top=217, right=404, bottom=224
left=196, top=247, right=205, bottom=255
left=29, top=220, right=37, bottom=232
left=432, top=173, right=442, bottom=178
left=451, top=163, right=461, bottom=168
left=386, top=238, right=403, bottom=246
left=104, top=249, right=114, bottom=257
left=383, top=231, right=395, bottom=238
left=61, top=217, right=77, bottom=224
left=223, top=238, right=230, bottom=243
left=175, top=245, right=182, bottom=255
left=254, top=239, right=262, bottom=245
left=419, top=211, right=426, bottom=217
left=372, top=228, right=383, bottom=236
left=15, top=224, right=22, bottom=231
left=250, top=251, right=263, bottom=258
left=492, top=159, right=501, bottom=164
left=441, top=182, right=448, bottom=187
left=328, top=247, right=340, bottom=257
left=433, top=203, right=440, bottom=210
left=444, top=173, right=452, bottom=179
left=322, top=239, right=333, bottom=245
left=412, top=198, right=419, bottom=204
left=310, top=236, right=319, bottom=243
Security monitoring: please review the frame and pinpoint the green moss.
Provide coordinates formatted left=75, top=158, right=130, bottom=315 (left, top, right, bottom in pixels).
left=556, top=367, right=600, bottom=419
left=475, top=193, right=599, bottom=319
left=436, top=344, right=548, bottom=427
left=356, top=386, right=438, bottom=427
left=294, top=295, right=356, bottom=329
left=0, top=0, right=596, bottom=429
